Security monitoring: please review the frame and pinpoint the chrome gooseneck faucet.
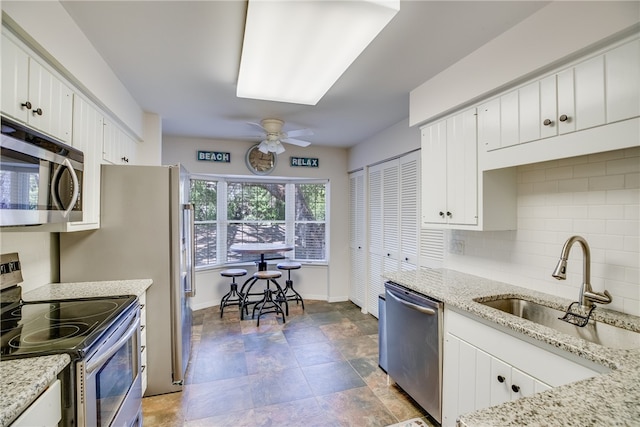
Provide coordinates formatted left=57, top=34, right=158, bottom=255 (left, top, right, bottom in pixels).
left=552, top=235, right=612, bottom=309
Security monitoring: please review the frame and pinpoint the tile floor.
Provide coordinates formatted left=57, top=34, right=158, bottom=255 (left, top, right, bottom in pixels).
left=142, top=299, right=436, bottom=427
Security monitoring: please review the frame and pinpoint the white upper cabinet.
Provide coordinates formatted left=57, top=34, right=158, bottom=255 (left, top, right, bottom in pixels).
left=423, top=108, right=517, bottom=231
left=103, top=119, right=138, bottom=165
left=480, top=35, right=639, bottom=170
left=422, top=109, right=479, bottom=226
left=1, top=32, right=73, bottom=143
left=606, top=38, right=640, bottom=123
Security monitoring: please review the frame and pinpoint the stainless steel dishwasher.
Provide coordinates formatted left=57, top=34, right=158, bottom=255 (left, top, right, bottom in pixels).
left=385, top=281, right=443, bottom=423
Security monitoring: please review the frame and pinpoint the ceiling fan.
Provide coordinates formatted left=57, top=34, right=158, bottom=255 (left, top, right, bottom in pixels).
left=248, top=119, right=313, bottom=154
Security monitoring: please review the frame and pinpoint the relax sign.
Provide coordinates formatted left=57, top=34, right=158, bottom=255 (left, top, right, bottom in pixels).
left=290, top=157, right=319, bottom=168
left=197, top=151, right=230, bottom=163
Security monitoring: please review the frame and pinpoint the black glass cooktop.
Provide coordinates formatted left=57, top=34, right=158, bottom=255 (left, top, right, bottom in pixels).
left=0, top=295, right=137, bottom=359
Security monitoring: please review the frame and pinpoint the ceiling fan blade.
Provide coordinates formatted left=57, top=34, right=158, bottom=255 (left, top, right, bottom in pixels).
left=282, top=137, right=311, bottom=147
left=246, top=121, right=266, bottom=131
left=286, top=128, right=313, bottom=138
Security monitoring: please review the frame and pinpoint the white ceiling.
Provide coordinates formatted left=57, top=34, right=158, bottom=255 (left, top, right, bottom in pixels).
left=60, top=1, right=548, bottom=148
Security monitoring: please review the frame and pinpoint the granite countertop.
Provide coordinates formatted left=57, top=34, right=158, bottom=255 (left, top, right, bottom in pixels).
left=1, top=279, right=153, bottom=426
left=383, top=268, right=640, bottom=427
left=22, top=278, right=153, bottom=301
left=0, top=354, right=70, bottom=427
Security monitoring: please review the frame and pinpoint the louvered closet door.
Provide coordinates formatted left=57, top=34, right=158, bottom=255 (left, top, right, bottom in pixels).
left=349, top=171, right=366, bottom=308
left=368, top=164, right=384, bottom=317
left=400, top=152, right=420, bottom=270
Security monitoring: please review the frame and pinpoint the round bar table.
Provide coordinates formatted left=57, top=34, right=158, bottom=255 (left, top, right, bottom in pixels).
left=229, top=243, right=294, bottom=271
left=230, top=243, right=294, bottom=321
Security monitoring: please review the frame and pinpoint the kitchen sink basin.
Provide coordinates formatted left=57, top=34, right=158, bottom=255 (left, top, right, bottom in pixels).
left=477, top=298, right=640, bottom=350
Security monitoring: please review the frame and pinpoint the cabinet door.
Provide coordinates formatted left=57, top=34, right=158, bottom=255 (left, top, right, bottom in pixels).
left=349, top=171, right=366, bottom=307
left=511, top=367, right=540, bottom=400
left=421, top=121, right=447, bottom=224
left=367, top=165, right=384, bottom=317
left=382, top=162, right=399, bottom=263
left=490, top=356, right=512, bottom=406
left=66, top=96, right=103, bottom=230
left=518, top=81, right=540, bottom=143
left=28, top=60, right=73, bottom=142
left=1, top=34, right=30, bottom=123
left=606, top=39, right=640, bottom=123
left=574, top=55, right=605, bottom=131
left=539, top=75, right=558, bottom=139
left=477, top=98, right=500, bottom=151
left=399, top=152, right=420, bottom=270
left=446, top=109, right=477, bottom=226
left=557, top=68, right=575, bottom=135
left=500, top=90, right=519, bottom=148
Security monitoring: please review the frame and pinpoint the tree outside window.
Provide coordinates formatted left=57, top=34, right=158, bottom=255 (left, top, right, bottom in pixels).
left=190, top=178, right=328, bottom=268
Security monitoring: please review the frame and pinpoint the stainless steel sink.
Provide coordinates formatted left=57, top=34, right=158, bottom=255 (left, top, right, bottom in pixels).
left=477, top=298, right=640, bottom=350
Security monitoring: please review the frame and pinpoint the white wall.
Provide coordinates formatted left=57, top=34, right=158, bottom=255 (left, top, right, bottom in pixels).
left=348, top=118, right=420, bottom=171
left=2, top=1, right=145, bottom=139
left=0, top=231, right=59, bottom=293
left=410, top=1, right=640, bottom=126
left=162, top=136, right=350, bottom=310
left=445, top=147, right=640, bottom=316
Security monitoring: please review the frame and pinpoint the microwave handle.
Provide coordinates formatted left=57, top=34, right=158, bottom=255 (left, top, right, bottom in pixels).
left=51, top=159, right=80, bottom=218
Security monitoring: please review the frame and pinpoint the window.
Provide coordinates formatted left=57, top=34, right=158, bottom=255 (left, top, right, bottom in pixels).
left=191, top=177, right=328, bottom=268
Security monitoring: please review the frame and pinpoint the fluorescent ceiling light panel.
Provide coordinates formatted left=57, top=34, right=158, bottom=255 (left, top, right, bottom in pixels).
left=237, top=0, right=400, bottom=105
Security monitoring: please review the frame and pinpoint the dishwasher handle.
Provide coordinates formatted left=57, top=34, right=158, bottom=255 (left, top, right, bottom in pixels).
left=386, top=289, right=437, bottom=315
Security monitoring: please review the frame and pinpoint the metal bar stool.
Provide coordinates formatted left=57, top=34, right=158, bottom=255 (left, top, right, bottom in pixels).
left=240, top=270, right=288, bottom=326
left=219, top=268, right=247, bottom=317
left=276, top=261, right=304, bottom=311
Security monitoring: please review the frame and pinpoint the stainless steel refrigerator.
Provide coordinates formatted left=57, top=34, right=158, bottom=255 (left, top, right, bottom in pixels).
left=59, top=164, right=195, bottom=397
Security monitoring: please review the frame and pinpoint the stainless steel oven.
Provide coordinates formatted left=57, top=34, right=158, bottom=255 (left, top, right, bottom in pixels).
left=1, top=279, right=142, bottom=427
left=78, top=302, right=142, bottom=427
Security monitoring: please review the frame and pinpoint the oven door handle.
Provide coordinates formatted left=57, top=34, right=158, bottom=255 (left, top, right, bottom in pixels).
left=86, top=316, right=140, bottom=374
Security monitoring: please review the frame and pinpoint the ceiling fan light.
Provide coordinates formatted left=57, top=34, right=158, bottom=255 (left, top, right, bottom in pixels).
left=237, top=0, right=399, bottom=105
left=258, top=140, right=270, bottom=153
left=274, top=143, right=286, bottom=155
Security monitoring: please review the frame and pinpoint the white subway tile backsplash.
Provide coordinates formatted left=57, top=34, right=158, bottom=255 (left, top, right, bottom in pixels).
left=588, top=205, right=624, bottom=219
left=589, top=175, right=625, bottom=191
left=558, top=178, right=589, bottom=193
left=573, top=219, right=607, bottom=234
left=445, top=147, right=639, bottom=315
left=606, top=157, right=640, bottom=174
left=574, top=162, right=606, bottom=178
left=626, top=172, right=640, bottom=189
left=606, top=219, right=639, bottom=236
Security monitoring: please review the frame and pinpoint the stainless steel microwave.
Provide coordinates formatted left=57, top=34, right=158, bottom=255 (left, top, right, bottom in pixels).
left=0, top=118, right=83, bottom=226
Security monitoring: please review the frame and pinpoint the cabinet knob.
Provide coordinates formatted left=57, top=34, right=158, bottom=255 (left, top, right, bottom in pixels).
left=543, top=119, right=553, bottom=126
left=21, top=101, right=32, bottom=109
left=439, top=211, right=445, bottom=217
left=32, top=108, right=43, bottom=116
left=387, top=253, right=391, bottom=257
left=446, top=211, right=452, bottom=217
left=511, top=384, right=520, bottom=393
left=497, top=375, right=505, bottom=383
left=121, top=157, right=129, bottom=163
left=405, top=257, right=409, bottom=261
left=559, top=114, right=569, bottom=122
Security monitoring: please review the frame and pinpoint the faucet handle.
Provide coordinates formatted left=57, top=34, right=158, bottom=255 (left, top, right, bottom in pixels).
left=584, top=289, right=612, bottom=305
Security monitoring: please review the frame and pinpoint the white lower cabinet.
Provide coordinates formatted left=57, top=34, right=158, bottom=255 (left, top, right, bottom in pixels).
left=11, top=379, right=61, bottom=427
left=442, top=308, right=605, bottom=427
